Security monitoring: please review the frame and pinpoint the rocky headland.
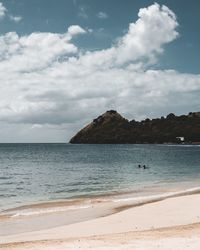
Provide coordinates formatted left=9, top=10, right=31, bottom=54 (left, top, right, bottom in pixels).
left=70, top=110, right=200, bottom=144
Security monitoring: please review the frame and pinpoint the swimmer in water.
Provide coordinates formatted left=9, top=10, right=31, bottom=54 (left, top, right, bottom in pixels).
left=143, top=165, right=150, bottom=169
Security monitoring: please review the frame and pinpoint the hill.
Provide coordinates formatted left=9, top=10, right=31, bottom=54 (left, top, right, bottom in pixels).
left=69, top=110, right=200, bottom=144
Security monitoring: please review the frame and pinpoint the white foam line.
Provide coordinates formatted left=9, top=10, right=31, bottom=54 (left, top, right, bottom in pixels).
left=112, top=186, right=200, bottom=204
left=5, top=186, right=200, bottom=218
left=11, top=205, right=91, bottom=217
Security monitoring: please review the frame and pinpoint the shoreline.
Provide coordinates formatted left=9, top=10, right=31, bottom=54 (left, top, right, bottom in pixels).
left=1, top=191, right=200, bottom=249
left=1, top=184, right=200, bottom=233
left=0, top=185, right=199, bottom=215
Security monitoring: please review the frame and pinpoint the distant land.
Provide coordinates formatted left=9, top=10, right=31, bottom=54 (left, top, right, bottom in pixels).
left=70, top=110, right=200, bottom=144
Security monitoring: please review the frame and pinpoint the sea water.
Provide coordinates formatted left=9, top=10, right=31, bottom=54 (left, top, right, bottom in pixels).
left=0, top=143, right=200, bottom=212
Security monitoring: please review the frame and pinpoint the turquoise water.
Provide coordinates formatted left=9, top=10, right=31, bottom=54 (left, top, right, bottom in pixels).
left=0, top=143, right=200, bottom=211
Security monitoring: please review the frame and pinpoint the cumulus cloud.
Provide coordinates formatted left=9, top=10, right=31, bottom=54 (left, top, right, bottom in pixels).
left=67, top=25, right=86, bottom=36
left=0, top=3, right=199, bottom=142
left=0, top=25, right=86, bottom=72
left=79, top=3, right=178, bottom=69
left=9, top=15, right=22, bottom=23
left=116, top=3, right=178, bottom=65
left=97, top=12, right=108, bottom=19
left=0, top=2, right=6, bottom=19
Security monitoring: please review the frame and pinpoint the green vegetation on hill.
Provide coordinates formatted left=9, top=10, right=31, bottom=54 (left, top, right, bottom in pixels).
left=70, top=110, right=200, bottom=144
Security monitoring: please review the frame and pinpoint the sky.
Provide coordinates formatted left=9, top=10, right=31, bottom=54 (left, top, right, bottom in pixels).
left=0, top=0, right=199, bottom=142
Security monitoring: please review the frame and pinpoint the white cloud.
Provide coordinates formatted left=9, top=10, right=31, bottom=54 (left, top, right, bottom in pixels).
left=0, top=1, right=22, bottom=23
left=67, top=25, right=86, bottom=36
left=0, top=3, right=199, bottom=142
left=79, top=3, right=178, bottom=69
left=116, top=3, right=178, bottom=65
left=9, top=15, right=22, bottom=23
left=97, top=12, right=108, bottom=19
left=0, top=2, right=6, bottom=19
left=0, top=25, right=86, bottom=72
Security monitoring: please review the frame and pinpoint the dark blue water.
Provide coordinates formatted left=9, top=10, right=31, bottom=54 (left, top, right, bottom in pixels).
left=0, top=143, right=200, bottom=210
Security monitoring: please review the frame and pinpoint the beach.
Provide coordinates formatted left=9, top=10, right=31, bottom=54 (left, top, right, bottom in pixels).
left=0, top=0, right=200, bottom=247
left=1, top=193, right=200, bottom=249
left=1, top=143, right=200, bottom=249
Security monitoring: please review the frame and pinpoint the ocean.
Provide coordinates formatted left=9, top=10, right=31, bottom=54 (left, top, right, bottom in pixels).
left=1, top=143, right=200, bottom=214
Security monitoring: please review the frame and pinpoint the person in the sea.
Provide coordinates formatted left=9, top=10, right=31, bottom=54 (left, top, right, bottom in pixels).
left=138, top=164, right=149, bottom=169
left=143, top=165, right=150, bottom=169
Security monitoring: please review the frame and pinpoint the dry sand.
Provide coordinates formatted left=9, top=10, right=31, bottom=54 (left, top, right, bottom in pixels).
left=1, top=194, right=200, bottom=249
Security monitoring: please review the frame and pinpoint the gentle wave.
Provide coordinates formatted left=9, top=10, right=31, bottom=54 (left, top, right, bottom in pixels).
left=0, top=176, right=12, bottom=180
left=112, top=186, right=200, bottom=204
left=160, top=144, right=200, bottom=147
left=11, top=205, right=91, bottom=217
left=0, top=194, right=17, bottom=198
left=2, top=185, right=200, bottom=219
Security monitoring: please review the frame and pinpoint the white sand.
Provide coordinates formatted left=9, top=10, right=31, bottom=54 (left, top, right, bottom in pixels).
left=1, top=194, right=200, bottom=249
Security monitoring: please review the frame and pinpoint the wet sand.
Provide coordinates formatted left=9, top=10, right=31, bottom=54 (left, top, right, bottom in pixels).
left=1, top=193, right=200, bottom=249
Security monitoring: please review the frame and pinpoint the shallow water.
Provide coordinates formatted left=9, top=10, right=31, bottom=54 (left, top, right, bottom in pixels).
left=0, top=143, right=200, bottom=211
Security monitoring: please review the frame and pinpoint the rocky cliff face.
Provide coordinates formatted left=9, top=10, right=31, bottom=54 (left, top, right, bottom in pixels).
left=69, top=110, right=200, bottom=144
